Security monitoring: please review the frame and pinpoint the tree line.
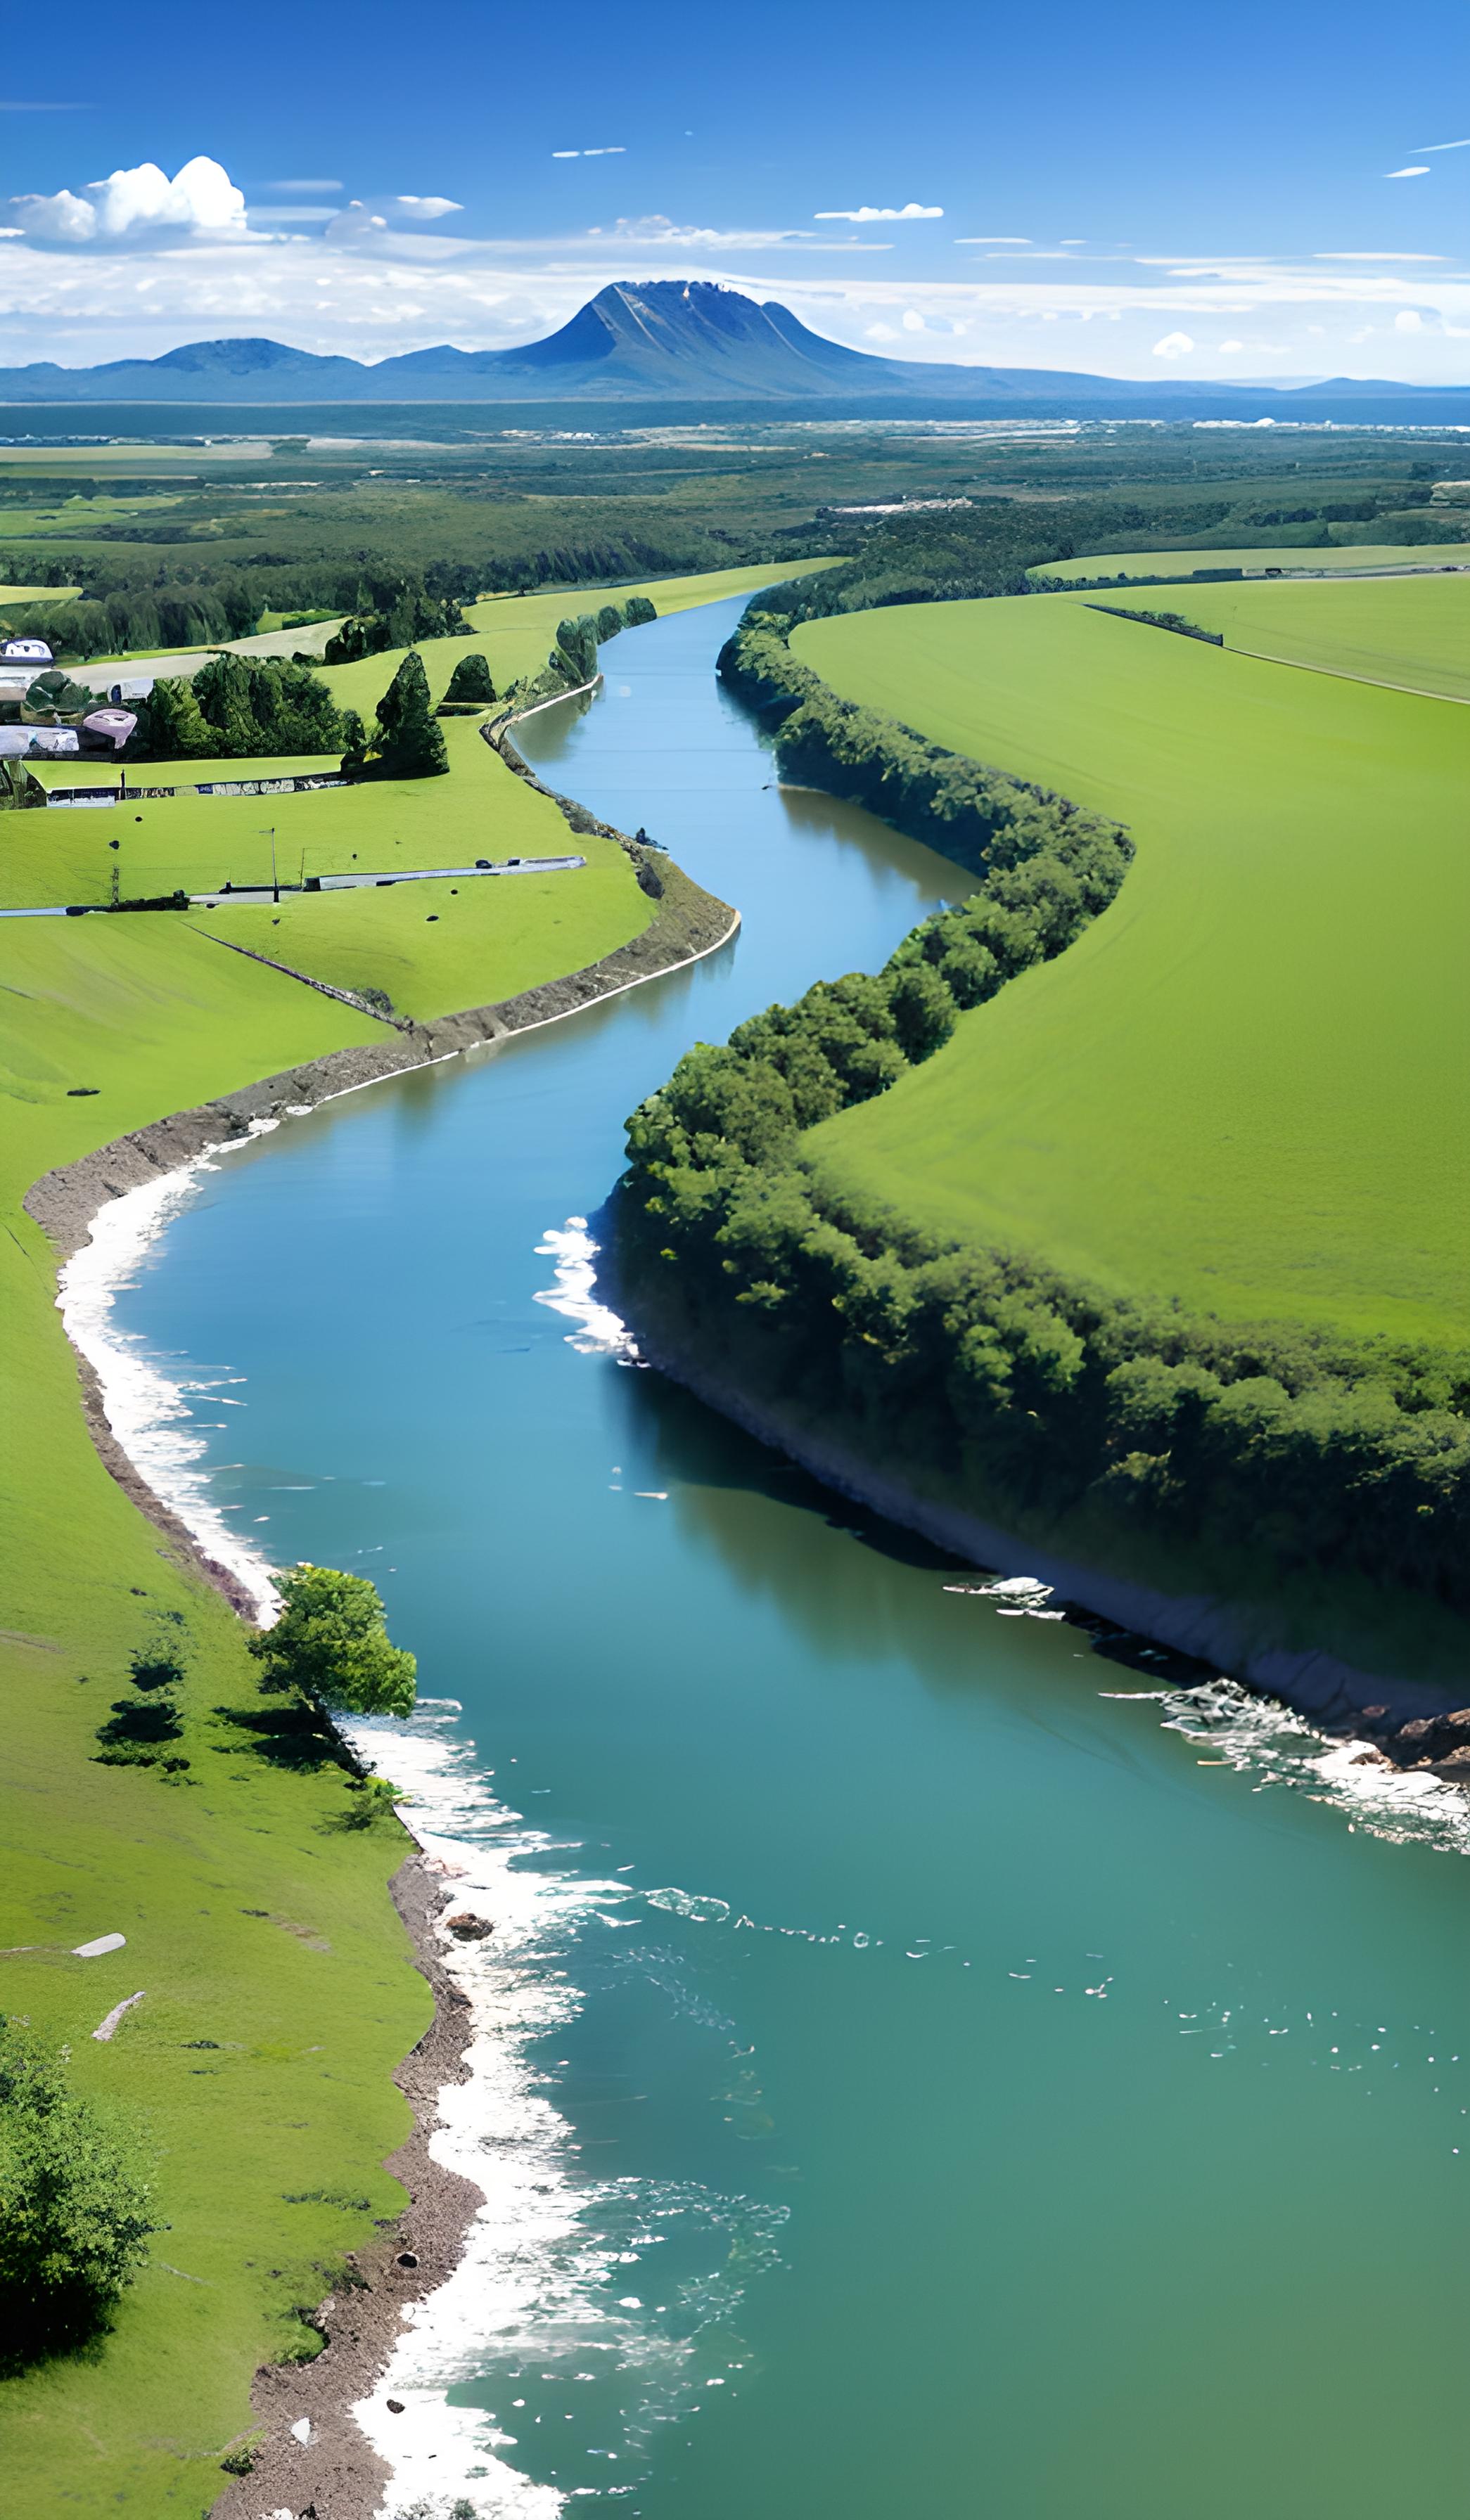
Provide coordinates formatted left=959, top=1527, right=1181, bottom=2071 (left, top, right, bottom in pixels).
left=616, top=591, right=1469, bottom=1619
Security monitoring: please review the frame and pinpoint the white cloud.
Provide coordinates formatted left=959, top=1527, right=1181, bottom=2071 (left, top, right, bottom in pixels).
left=1217, top=338, right=1245, bottom=352
left=953, top=235, right=1032, bottom=245
left=1416, top=136, right=1470, bottom=150
left=1395, top=308, right=1425, bottom=331
left=1385, top=165, right=1430, bottom=178
left=553, top=147, right=626, bottom=158
left=392, top=195, right=461, bottom=220
left=902, top=307, right=926, bottom=330
left=1152, top=330, right=1194, bottom=358
left=814, top=202, right=942, bottom=222
left=7, top=155, right=246, bottom=243
left=865, top=321, right=899, bottom=340
left=1315, top=250, right=1445, bottom=260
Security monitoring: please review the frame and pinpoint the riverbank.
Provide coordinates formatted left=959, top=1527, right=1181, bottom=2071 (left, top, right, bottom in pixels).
left=8, top=866, right=734, bottom=2515
left=611, top=1255, right=1470, bottom=1740
left=0, top=579, right=748, bottom=2514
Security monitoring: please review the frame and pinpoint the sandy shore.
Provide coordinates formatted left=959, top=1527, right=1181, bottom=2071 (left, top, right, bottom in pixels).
left=23, top=802, right=737, bottom=2516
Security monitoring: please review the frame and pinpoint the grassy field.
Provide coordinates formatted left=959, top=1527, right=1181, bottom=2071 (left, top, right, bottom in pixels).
left=1080, top=571, right=1470, bottom=702
left=0, top=562, right=775, bottom=2510
left=793, top=587, right=1469, bottom=1344
left=1031, top=541, right=1470, bottom=583
left=0, top=919, right=423, bottom=2507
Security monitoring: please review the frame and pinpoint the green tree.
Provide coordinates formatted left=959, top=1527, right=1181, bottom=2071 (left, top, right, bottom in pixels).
left=136, top=674, right=213, bottom=759
left=249, top=1565, right=417, bottom=1716
left=442, top=650, right=496, bottom=705
left=362, top=650, right=449, bottom=779
left=0, top=2022, right=158, bottom=2366
left=192, top=652, right=261, bottom=756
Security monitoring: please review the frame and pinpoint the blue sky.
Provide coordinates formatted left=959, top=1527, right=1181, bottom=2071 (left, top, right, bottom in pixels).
left=4, top=0, right=1468, bottom=378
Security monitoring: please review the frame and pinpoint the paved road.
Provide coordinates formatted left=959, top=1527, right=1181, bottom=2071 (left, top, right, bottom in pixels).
left=0, top=854, right=586, bottom=918
left=70, top=619, right=344, bottom=692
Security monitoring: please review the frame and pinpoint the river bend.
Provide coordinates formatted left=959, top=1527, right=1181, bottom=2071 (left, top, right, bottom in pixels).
left=104, top=596, right=1470, bottom=2518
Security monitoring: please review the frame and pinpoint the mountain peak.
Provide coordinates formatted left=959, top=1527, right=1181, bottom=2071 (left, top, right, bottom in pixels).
left=1, top=285, right=1464, bottom=417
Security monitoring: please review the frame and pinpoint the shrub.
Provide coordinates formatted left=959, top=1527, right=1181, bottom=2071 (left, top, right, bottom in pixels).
left=442, top=650, right=496, bottom=706
left=0, top=2021, right=158, bottom=2366
left=250, top=1565, right=417, bottom=1717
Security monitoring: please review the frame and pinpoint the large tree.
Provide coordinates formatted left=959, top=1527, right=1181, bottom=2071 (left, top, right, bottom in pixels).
left=249, top=1565, right=417, bottom=1717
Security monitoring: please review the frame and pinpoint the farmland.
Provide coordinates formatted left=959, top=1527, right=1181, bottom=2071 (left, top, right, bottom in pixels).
left=791, top=582, right=1469, bottom=1344
left=1074, top=570, right=1470, bottom=702
left=1032, top=541, right=1469, bottom=582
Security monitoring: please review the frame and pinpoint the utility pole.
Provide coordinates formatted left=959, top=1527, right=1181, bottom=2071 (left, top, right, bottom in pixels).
left=258, top=825, right=279, bottom=904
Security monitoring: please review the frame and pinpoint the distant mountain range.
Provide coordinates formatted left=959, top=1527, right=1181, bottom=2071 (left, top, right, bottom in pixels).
left=2, top=282, right=1466, bottom=419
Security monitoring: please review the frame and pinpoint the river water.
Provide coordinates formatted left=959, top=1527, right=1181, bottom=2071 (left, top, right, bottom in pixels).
left=98, top=597, right=1470, bottom=2516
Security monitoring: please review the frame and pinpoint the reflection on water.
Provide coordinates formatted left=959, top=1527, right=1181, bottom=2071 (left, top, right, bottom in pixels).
left=101, top=598, right=1470, bottom=2520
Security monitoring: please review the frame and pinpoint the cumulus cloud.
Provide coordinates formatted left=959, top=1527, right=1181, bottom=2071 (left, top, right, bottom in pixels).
left=1152, top=330, right=1194, bottom=358
left=6, top=155, right=245, bottom=243
left=814, top=202, right=942, bottom=222
left=392, top=195, right=462, bottom=220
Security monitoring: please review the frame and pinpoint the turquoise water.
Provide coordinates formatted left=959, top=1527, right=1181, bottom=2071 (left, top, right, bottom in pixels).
left=110, top=598, right=1470, bottom=2516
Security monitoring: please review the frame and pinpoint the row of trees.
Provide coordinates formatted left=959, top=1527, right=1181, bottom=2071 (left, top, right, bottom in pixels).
left=517, top=593, right=658, bottom=707
left=618, top=592, right=1470, bottom=1614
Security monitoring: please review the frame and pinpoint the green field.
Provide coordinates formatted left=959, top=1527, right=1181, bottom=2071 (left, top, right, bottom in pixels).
left=1076, top=571, right=1470, bottom=702
left=0, top=563, right=777, bottom=2510
left=793, top=587, right=1469, bottom=1344
left=1030, top=541, right=1470, bottom=584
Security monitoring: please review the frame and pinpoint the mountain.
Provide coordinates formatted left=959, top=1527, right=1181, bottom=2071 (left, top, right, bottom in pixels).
left=1, top=282, right=1466, bottom=419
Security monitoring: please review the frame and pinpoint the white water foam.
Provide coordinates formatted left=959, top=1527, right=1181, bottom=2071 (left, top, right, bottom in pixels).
left=1154, top=1676, right=1470, bottom=1858
left=532, top=1219, right=642, bottom=1363
left=345, top=1708, right=784, bottom=2516
left=57, top=1126, right=284, bottom=1621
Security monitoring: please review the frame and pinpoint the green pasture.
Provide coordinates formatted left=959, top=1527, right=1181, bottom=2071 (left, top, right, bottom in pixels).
left=0, top=918, right=421, bottom=2507
left=1, top=581, right=84, bottom=603
left=187, top=851, right=652, bottom=1022
left=793, top=591, right=1469, bottom=1344
left=1078, top=570, right=1470, bottom=702
left=0, top=561, right=775, bottom=2509
left=10, top=721, right=594, bottom=904
left=1030, top=541, right=1470, bottom=584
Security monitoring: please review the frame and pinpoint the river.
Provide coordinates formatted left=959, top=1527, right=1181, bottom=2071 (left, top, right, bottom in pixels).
left=101, top=596, right=1470, bottom=2516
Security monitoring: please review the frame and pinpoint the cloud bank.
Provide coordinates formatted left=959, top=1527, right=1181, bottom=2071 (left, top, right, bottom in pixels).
left=1, top=150, right=1466, bottom=381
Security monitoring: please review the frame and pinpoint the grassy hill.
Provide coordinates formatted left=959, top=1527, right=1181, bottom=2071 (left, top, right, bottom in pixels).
left=792, top=584, right=1469, bottom=1345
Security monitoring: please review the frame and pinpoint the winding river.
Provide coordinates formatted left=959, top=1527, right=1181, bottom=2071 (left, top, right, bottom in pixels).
left=101, top=598, right=1470, bottom=2517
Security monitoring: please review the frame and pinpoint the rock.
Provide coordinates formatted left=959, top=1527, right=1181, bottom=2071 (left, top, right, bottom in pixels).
left=445, top=1912, right=494, bottom=1941
left=397, top=2250, right=418, bottom=2268
left=386, top=2398, right=404, bottom=2415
